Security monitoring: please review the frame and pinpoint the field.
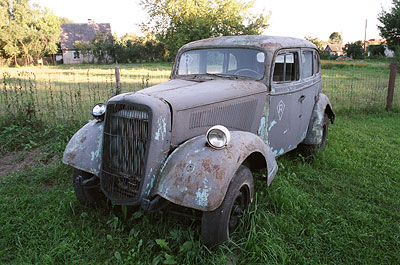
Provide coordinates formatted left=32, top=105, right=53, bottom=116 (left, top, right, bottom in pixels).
left=0, top=61, right=400, bottom=264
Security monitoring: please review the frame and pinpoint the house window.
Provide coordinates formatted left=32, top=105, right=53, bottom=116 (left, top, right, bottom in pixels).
left=302, top=51, right=313, bottom=78
left=273, top=52, right=299, bottom=82
left=73, top=51, right=80, bottom=60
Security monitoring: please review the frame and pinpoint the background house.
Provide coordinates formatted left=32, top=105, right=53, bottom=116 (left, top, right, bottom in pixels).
left=324, top=44, right=343, bottom=56
left=60, top=20, right=112, bottom=64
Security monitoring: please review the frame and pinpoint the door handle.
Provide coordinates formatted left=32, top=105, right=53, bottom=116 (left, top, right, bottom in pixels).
left=299, top=95, right=306, bottom=103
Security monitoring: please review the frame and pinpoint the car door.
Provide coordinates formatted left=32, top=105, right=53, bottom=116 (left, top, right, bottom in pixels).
left=267, top=49, right=305, bottom=156
left=297, top=49, right=321, bottom=142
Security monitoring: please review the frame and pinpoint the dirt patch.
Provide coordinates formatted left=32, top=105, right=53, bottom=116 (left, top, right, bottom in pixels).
left=0, top=148, right=42, bottom=177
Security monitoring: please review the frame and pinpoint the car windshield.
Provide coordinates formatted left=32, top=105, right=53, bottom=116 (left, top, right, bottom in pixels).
left=177, top=48, right=266, bottom=79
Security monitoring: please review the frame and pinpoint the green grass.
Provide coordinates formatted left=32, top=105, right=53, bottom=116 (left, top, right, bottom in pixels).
left=1, top=111, right=399, bottom=264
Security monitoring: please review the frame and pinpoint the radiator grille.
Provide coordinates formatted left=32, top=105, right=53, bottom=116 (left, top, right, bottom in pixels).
left=101, top=103, right=151, bottom=201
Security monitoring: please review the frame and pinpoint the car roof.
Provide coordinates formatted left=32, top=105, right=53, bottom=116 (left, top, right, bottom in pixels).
left=179, top=35, right=316, bottom=53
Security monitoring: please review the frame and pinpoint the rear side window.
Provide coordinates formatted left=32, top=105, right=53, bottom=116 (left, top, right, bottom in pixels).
left=273, top=52, right=299, bottom=82
left=302, top=51, right=313, bottom=78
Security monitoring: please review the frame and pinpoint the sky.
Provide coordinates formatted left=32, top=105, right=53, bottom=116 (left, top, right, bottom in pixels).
left=32, top=0, right=393, bottom=44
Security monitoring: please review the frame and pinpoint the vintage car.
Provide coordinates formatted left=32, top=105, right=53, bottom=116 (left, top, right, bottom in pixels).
left=63, top=35, right=335, bottom=247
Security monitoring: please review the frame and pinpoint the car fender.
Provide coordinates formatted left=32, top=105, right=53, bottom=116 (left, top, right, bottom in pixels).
left=303, top=93, right=335, bottom=145
left=154, top=131, right=278, bottom=212
left=62, top=120, right=103, bottom=176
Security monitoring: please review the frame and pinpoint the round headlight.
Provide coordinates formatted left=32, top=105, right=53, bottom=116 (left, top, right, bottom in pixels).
left=92, top=103, right=106, bottom=120
left=206, top=125, right=231, bottom=149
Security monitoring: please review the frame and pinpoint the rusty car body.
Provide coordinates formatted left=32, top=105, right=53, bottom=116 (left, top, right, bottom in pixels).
left=63, top=35, right=335, bottom=246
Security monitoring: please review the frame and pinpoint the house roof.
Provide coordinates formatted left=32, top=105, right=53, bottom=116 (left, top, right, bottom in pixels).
left=325, top=44, right=343, bottom=52
left=60, top=23, right=112, bottom=50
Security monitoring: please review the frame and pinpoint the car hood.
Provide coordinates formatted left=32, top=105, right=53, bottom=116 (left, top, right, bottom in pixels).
left=138, top=78, right=266, bottom=111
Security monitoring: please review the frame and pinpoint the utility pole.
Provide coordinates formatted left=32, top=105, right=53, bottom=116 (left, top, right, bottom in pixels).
left=363, top=19, right=367, bottom=54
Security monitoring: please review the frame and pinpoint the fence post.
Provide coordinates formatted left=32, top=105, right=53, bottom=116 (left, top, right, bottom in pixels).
left=114, top=66, right=121, bottom=96
left=386, top=62, right=396, bottom=111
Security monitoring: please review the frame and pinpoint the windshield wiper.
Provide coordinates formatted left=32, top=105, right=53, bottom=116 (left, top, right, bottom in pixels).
left=204, top=73, right=237, bottom=79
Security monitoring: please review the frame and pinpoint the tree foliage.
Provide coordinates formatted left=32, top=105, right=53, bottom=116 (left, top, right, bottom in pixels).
left=344, top=41, right=363, bottom=59
left=328, top=32, right=342, bottom=45
left=140, top=0, right=270, bottom=59
left=0, top=0, right=63, bottom=65
left=304, top=36, right=325, bottom=51
left=378, top=0, right=400, bottom=50
left=74, top=33, right=166, bottom=64
left=367, top=44, right=385, bottom=57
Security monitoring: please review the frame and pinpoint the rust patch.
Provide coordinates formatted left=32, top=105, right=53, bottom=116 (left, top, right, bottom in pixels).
left=80, top=135, right=87, bottom=143
left=66, top=152, right=77, bottom=162
left=201, top=158, right=212, bottom=173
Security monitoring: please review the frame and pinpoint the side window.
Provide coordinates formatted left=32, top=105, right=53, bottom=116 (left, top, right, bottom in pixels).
left=273, top=52, right=299, bottom=82
left=73, top=51, right=80, bottom=60
left=302, top=51, right=313, bottom=78
left=228, top=53, right=237, bottom=71
left=314, top=51, right=320, bottom=74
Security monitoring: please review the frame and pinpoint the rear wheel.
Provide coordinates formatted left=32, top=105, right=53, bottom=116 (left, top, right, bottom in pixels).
left=72, top=169, right=106, bottom=207
left=201, top=165, right=254, bottom=247
left=300, top=113, right=329, bottom=157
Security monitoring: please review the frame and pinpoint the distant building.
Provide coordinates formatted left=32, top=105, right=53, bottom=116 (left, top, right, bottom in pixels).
left=364, top=39, right=394, bottom=57
left=60, top=20, right=112, bottom=64
left=324, top=44, right=343, bottom=56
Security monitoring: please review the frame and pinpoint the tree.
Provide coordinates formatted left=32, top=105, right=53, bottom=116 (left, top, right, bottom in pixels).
left=378, top=0, right=400, bottom=50
left=328, top=32, right=342, bottom=45
left=344, top=41, right=363, bottom=59
left=367, top=44, right=385, bottom=57
left=0, top=0, right=64, bottom=65
left=140, top=0, right=270, bottom=59
left=304, top=36, right=325, bottom=51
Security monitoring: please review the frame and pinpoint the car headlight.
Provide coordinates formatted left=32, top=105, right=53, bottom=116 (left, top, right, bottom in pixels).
left=92, top=103, right=106, bottom=120
left=206, top=125, right=231, bottom=149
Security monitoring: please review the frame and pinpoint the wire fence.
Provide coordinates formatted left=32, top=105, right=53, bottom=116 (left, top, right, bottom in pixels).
left=321, top=64, right=399, bottom=112
left=0, top=65, right=171, bottom=125
left=0, top=63, right=398, bottom=126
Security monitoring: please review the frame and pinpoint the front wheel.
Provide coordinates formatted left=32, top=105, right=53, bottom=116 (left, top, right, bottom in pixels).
left=201, top=165, right=254, bottom=247
left=72, top=169, right=106, bottom=207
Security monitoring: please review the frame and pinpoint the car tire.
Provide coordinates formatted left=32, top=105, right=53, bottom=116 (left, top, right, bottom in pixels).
left=72, top=169, right=106, bottom=207
left=201, top=165, right=254, bottom=247
left=300, top=113, right=329, bottom=157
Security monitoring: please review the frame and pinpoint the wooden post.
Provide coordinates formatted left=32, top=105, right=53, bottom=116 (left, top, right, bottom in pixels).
left=114, top=66, right=121, bottom=96
left=386, top=62, right=396, bottom=111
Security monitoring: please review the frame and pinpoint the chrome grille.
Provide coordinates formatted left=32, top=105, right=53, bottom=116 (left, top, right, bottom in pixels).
left=101, top=103, right=151, bottom=202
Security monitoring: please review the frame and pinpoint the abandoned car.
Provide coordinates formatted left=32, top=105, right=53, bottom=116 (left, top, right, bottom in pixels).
left=63, top=35, right=335, bottom=246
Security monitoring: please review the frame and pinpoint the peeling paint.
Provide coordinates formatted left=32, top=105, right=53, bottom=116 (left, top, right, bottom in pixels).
left=155, top=116, right=167, bottom=141
left=268, top=120, right=277, bottom=131
left=258, top=103, right=269, bottom=143
left=196, top=178, right=210, bottom=207
left=90, top=130, right=103, bottom=161
left=258, top=116, right=267, bottom=140
left=278, top=148, right=284, bottom=156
